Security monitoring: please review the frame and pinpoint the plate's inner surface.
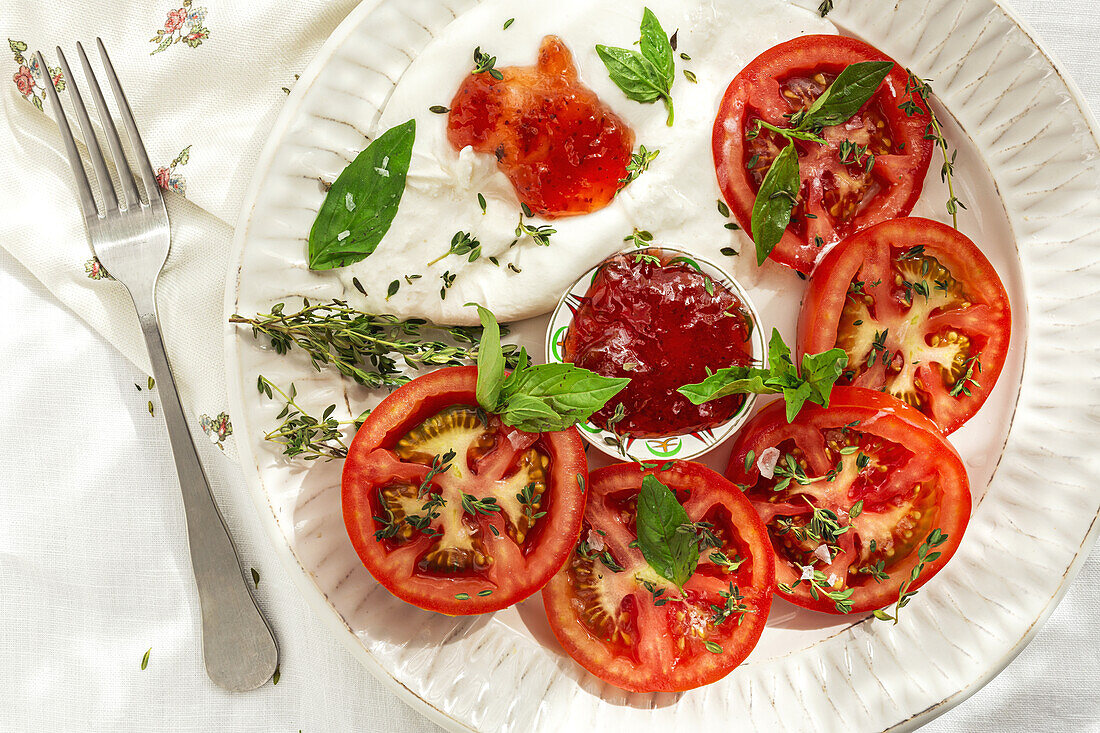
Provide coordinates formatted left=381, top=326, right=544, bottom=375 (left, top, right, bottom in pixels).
left=225, top=0, right=1099, bottom=728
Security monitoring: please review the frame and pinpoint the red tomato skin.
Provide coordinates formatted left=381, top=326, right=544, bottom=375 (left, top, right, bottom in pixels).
left=725, top=388, right=971, bottom=614
left=712, top=34, right=934, bottom=274
left=798, top=217, right=1012, bottom=434
left=341, top=366, right=588, bottom=615
left=542, top=461, right=775, bottom=692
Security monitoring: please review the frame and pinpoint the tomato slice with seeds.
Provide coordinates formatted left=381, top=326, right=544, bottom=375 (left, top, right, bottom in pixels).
left=799, top=217, right=1012, bottom=434
left=542, top=462, right=774, bottom=692
left=712, top=34, right=933, bottom=273
left=341, top=366, right=587, bottom=615
left=724, top=387, right=970, bottom=614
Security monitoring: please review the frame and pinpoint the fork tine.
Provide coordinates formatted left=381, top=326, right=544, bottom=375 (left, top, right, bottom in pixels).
left=96, top=38, right=162, bottom=205
left=54, top=47, right=119, bottom=212
left=36, top=51, right=98, bottom=220
left=76, top=42, right=141, bottom=210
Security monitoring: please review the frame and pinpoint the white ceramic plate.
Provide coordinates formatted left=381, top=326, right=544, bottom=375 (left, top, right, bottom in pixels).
left=225, top=0, right=1100, bottom=730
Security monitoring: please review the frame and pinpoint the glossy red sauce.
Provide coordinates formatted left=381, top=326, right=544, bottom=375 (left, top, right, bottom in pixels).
left=446, top=36, right=634, bottom=218
left=563, top=251, right=755, bottom=438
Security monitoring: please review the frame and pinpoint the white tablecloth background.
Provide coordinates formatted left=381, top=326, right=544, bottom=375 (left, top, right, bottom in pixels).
left=1, top=1, right=1097, bottom=730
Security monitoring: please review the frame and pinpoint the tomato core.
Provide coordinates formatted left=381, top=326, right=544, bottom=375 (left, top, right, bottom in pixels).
left=562, top=251, right=754, bottom=438
left=447, top=35, right=634, bottom=218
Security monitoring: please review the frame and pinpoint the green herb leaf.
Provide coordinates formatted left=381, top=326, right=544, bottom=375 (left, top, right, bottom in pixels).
left=141, top=647, right=151, bottom=670
left=250, top=567, right=260, bottom=588
left=638, top=7, right=674, bottom=88
left=467, top=306, right=629, bottom=432
left=636, top=475, right=697, bottom=589
left=750, top=142, right=799, bottom=265
left=596, top=8, right=675, bottom=125
left=307, top=120, right=415, bottom=270
left=676, top=328, right=848, bottom=422
left=798, top=61, right=893, bottom=131
left=499, top=362, right=629, bottom=433
left=470, top=303, right=505, bottom=412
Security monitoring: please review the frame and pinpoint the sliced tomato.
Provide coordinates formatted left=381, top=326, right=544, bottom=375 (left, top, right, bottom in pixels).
left=542, top=461, right=774, bottom=692
left=713, top=34, right=933, bottom=273
left=724, top=387, right=970, bottom=614
left=341, top=366, right=587, bottom=615
left=798, top=217, right=1011, bottom=434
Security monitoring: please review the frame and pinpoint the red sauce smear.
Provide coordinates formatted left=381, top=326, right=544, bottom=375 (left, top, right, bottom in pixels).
left=447, top=36, right=634, bottom=218
left=563, top=251, right=755, bottom=438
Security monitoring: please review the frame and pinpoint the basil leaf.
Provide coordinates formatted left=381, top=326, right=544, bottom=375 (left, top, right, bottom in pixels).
left=596, top=9, right=675, bottom=125
left=798, top=61, right=894, bottom=130
left=677, top=367, right=772, bottom=404
left=470, top=303, right=505, bottom=412
left=676, top=329, right=848, bottom=422
left=595, top=45, right=665, bottom=103
left=801, top=347, right=849, bottom=407
left=638, top=7, right=674, bottom=88
left=308, top=120, right=415, bottom=270
left=499, top=363, right=629, bottom=433
left=636, top=475, right=697, bottom=588
left=750, top=142, right=800, bottom=265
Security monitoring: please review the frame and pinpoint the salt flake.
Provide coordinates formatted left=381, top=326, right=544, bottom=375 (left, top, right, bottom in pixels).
left=800, top=565, right=815, bottom=581
left=756, top=446, right=781, bottom=479
left=587, top=529, right=605, bottom=552
left=345, top=192, right=355, bottom=211
left=827, top=574, right=838, bottom=587
left=813, top=544, right=832, bottom=564
left=337, top=230, right=350, bottom=241
left=374, top=167, right=390, bottom=177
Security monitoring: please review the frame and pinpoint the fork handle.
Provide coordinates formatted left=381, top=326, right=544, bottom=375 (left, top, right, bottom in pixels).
left=134, top=291, right=278, bottom=691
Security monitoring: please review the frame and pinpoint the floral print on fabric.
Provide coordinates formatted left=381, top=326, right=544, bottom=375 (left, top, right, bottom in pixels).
left=84, top=257, right=114, bottom=280
left=156, top=145, right=191, bottom=194
left=150, top=1, right=210, bottom=55
left=200, top=412, right=233, bottom=449
left=9, top=39, right=64, bottom=111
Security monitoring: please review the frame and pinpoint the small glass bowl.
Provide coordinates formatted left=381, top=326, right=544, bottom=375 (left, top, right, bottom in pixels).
left=544, top=246, right=766, bottom=462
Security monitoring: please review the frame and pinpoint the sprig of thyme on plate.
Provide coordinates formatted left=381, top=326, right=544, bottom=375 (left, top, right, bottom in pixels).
left=873, top=528, right=949, bottom=623
left=900, top=71, right=965, bottom=228
left=231, top=299, right=518, bottom=389
left=256, top=375, right=367, bottom=460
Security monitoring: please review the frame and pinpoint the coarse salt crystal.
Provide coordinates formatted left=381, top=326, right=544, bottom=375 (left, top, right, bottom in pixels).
left=375, top=167, right=390, bottom=177
left=757, top=446, right=781, bottom=479
left=800, top=565, right=815, bottom=581
left=587, top=529, right=605, bottom=552
left=813, top=544, right=832, bottom=564
left=345, top=192, right=355, bottom=211
left=381, top=155, right=389, bottom=169
left=827, top=574, right=838, bottom=587
left=337, top=230, right=350, bottom=241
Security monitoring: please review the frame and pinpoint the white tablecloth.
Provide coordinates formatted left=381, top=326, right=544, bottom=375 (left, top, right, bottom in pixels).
left=1, top=1, right=1097, bottom=730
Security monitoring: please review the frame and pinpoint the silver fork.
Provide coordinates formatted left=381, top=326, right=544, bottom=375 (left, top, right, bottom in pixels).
left=37, top=41, right=278, bottom=692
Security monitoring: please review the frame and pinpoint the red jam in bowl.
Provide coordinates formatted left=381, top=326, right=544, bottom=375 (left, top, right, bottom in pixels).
left=562, top=251, right=755, bottom=438
left=446, top=35, right=634, bottom=218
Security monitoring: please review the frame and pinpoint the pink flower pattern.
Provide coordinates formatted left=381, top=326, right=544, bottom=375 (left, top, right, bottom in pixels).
left=157, top=145, right=191, bottom=195
left=150, top=1, right=210, bottom=55
left=8, top=39, right=65, bottom=111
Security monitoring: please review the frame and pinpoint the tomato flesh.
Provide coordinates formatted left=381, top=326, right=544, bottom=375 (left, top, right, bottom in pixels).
left=799, top=217, right=1012, bottom=433
left=725, top=387, right=971, bottom=614
left=713, top=34, right=934, bottom=273
left=563, top=251, right=755, bottom=437
left=543, top=462, right=774, bottom=692
left=342, top=367, right=587, bottom=615
left=447, top=35, right=634, bottom=218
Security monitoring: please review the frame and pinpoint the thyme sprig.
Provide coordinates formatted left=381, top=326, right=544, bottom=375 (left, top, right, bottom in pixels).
left=231, top=299, right=518, bottom=389
left=472, top=46, right=504, bottom=80
left=780, top=567, right=854, bottom=613
left=900, top=72, right=965, bottom=228
left=515, top=205, right=556, bottom=247
left=429, top=231, right=481, bottom=266
left=619, top=145, right=660, bottom=187
left=710, top=582, right=750, bottom=626
left=873, top=528, right=949, bottom=623
left=256, top=376, right=365, bottom=460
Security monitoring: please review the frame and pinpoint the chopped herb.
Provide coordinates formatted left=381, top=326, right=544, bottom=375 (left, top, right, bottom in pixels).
left=503, top=17, right=515, bottom=30
left=472, top=46, right=504, bottom=80
left=619, top=145, right=660, bottom=187
left=429, top=105, right=450, bottom=114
